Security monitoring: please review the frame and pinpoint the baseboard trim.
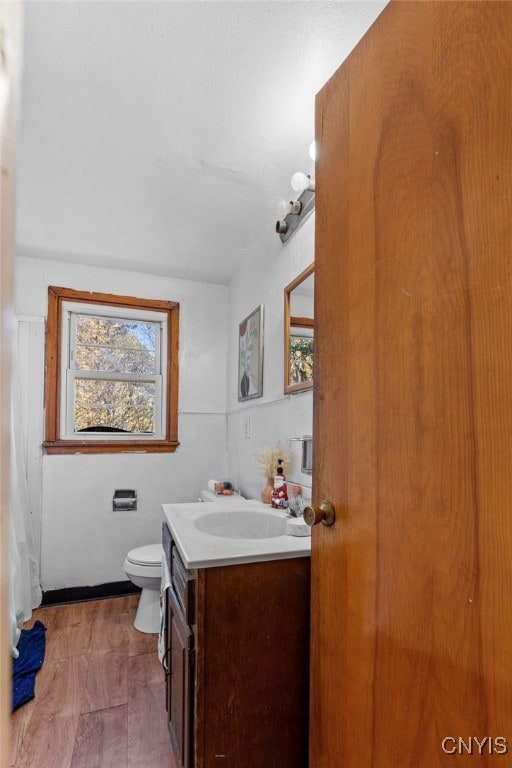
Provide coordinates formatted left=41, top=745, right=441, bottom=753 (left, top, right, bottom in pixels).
left=41, top=580, right=141, bottom=607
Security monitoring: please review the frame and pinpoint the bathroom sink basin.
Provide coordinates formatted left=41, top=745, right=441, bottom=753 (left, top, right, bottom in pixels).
left=163, top=501, right=311, bottom=568
left=194, top=509, right=287, bottom=539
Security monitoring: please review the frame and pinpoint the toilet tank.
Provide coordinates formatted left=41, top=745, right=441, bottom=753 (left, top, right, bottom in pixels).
left=199, top=489, right=245, bottom=503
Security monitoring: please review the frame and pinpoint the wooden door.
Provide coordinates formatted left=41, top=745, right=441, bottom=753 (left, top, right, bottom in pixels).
left=312, top=2, right=512, bottom=766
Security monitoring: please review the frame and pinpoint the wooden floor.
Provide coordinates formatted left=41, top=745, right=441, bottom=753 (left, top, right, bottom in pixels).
left=10, top=596, right=177, bottom=768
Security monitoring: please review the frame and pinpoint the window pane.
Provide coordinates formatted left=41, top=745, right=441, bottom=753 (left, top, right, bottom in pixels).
left=74, top=379, right=156, bottom=433
left=75, top=316, right=157, bottom=374
left=289, top=335, right=314, bottom=385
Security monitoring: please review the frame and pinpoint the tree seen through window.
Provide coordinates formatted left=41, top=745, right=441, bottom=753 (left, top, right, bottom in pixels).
left=289, top=336, right=314, bottom=385
left=74, top=316, right=158, bottom=433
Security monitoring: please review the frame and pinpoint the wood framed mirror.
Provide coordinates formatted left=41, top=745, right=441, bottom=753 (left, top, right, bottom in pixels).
left=284, top=263, right=314, bottom=394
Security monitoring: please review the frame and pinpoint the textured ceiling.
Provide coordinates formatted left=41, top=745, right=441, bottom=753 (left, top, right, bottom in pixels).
left=16, top=0, right=387, bottom=285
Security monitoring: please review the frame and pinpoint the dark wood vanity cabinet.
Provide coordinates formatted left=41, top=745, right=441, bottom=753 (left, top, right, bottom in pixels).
left=162, top=522, right=310, bottom=768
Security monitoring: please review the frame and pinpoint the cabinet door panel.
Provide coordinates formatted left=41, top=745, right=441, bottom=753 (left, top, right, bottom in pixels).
left=164, top=591, right=171, bottom=715
left=167, top=587, right=194, bottom=768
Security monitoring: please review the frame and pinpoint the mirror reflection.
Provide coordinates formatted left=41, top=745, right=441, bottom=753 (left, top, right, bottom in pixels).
left=284, top=263, right=314, bottom=394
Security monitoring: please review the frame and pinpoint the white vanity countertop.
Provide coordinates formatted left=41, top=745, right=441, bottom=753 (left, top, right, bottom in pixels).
left=162, top=500, right=311, bottom=569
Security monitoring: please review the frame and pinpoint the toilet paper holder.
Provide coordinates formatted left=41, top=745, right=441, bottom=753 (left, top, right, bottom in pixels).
left=113, top=489, right=137, bottom=511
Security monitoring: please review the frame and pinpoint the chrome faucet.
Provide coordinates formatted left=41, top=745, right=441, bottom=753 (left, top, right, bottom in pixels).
left=287, top=491, right=305, bottom=518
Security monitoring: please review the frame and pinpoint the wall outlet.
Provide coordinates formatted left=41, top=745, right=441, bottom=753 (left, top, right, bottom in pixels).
left=244, top=417, right=251, bottom=439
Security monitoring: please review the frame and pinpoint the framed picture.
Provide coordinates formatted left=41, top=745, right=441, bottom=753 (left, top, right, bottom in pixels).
left=238, top=305, right=264, bottom=401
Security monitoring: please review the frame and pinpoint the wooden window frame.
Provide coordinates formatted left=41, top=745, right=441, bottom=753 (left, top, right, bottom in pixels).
left=43, top=286, right=179, bottom=455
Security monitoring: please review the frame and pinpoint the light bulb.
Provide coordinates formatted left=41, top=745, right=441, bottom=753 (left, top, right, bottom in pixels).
left=276, top=198, right=302, bottom=219
left=309, top=140, right=317, bottom=161
left=291, top=171, right=315, bottom=193
left=276, top=198, right=293, bottom=219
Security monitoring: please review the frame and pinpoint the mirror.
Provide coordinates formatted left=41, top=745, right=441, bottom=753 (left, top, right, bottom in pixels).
left=284, top=263, right=314, bottom=394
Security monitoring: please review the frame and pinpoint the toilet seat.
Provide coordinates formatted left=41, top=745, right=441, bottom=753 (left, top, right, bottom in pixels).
left=126, top=544, right=162, bottom=566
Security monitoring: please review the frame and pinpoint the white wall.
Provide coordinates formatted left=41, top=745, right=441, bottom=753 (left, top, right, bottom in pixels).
left=15, top=212, right=314, bottom=591
left=15, top=254, right=229, bottom=590
left=227, top=214, right=314, bottom=502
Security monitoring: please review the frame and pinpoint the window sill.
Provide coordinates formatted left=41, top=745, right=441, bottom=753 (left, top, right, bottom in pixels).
left=43, top=440, right=180, bottom=455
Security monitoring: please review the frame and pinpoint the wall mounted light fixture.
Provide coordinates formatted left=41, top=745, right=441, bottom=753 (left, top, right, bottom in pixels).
left=275, top=170, right=315, bottom=243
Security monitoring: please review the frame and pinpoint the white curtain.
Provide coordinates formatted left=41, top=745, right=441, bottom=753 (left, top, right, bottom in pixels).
left=8, top=339, right=42, bottom=657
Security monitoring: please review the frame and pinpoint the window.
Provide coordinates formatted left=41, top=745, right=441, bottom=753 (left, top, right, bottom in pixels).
left=289, top=333, right=314, bottom=386
left=44, top=287, right=179, bottom=454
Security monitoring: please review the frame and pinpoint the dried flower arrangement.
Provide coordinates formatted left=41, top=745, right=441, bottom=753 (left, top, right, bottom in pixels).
left=256, top=442, right=291, bottom=480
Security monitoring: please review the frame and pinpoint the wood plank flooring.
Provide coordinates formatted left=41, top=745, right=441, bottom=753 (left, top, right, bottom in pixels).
left=10, top=596, right=177, bottom=768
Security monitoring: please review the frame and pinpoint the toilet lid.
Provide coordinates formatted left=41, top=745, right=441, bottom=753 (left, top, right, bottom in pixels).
left=126, top=544, right=162, bottom=566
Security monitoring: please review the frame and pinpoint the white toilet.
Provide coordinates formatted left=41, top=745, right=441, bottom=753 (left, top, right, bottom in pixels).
left=124, top=490, right=244, bottom=633
left=123, top=544, right=162, bottom=634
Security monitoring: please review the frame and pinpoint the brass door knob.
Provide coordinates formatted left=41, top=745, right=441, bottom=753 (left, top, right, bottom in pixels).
left=303, top=500, right=336, bottom=527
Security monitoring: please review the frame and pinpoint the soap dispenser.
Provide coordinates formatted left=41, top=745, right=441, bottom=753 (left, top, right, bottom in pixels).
left=271, top=459, right=288, bottom=509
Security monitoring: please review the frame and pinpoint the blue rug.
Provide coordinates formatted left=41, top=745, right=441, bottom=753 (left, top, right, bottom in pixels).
left=12, top=620, right=46, bottom=711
